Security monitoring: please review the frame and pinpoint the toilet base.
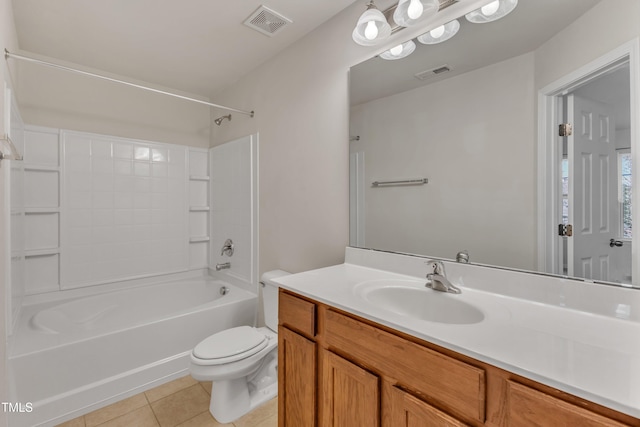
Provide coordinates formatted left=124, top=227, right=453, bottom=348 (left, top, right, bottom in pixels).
left=209, top=349, right=278, bottom=423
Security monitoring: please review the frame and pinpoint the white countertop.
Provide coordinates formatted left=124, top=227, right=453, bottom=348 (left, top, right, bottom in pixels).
left=274, top=259, right=640, bottom=418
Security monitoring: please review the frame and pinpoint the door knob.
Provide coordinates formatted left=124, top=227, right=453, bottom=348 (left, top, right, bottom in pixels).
left=609, top=239, right=623, bottom=248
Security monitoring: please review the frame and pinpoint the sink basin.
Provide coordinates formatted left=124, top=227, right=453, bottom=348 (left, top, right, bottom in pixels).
left=356, top=280, right=484, bottom=325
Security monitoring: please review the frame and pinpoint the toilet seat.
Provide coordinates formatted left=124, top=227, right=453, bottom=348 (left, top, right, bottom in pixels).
left=193, top=326, right=268, bottom=365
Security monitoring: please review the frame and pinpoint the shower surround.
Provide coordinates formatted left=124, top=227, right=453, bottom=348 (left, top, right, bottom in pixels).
left=7, top=126, right=259, bottom=426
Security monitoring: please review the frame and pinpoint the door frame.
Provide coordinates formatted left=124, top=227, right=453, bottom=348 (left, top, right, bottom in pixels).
left=537, top=38, right=640, bottom=285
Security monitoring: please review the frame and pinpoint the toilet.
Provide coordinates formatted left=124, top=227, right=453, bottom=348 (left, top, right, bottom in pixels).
left=190, top=270, right=289, bottom=423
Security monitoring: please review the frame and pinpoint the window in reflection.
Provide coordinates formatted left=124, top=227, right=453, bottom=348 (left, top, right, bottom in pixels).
left=619, top=150, right=632, bottom=239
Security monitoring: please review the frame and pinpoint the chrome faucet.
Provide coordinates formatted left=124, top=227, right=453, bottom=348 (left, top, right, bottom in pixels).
left=220, top=239, right=234, bottom=257
left=456, top=250, right=469, bottom=263
left=216, top=262, right=231, bottom=271
left=425, top=260, right=461, bottom=294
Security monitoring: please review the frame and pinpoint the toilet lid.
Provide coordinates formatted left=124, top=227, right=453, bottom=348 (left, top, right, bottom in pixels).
left=193, top=326, right=267, bottom=360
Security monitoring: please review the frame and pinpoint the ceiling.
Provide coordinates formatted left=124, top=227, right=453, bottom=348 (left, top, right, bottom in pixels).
left=11, top=0, right=358, bottom=99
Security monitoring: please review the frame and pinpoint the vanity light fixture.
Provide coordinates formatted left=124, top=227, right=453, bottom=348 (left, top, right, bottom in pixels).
left=465, top=0, right=518, bottom=24
left=393, top=0, right=439, bottom=28
left=352, top=0, right=392, bottom=46
left=380, top=40, right=416, bottom=60
left=352, top=0, right=518, bottom=48
left=417, top=19, right=460, bottom=44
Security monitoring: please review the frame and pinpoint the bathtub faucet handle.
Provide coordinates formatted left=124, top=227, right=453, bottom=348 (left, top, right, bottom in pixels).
left=221, top=239, right=234, bottom=257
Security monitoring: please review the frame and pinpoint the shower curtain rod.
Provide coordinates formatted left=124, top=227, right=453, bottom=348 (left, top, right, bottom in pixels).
left=4, top=49, right=254, bottom=118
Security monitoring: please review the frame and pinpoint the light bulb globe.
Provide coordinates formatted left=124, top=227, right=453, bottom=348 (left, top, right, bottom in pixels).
left=430, top=25, right=445, bottom=39
left=407, top=0, right=424, bottom=20
left=393, top=0, right=438, bottom=27
left=465, top=0, right=518, bottom=24
left=379, top=40, right=416, bottom=60
left=417, top=19, right=460, bottom=45
left=364, top=20, right=378, bottom=40
left=481, top=0, right=500, bottom=16
left=352, top=2, right=391, bottom=46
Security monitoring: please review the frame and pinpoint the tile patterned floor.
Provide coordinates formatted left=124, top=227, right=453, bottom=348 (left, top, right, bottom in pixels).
left=56, top=376, right=277, bottom=427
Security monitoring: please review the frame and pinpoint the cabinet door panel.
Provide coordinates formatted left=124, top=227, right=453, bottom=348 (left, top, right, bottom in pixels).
left=508, top=381, right=630, bottom=427
left=279, top=327, right=316, bottom=427
left=386, top=384, right=470, bottom=427
left=322, top=350, right=380, bottom=427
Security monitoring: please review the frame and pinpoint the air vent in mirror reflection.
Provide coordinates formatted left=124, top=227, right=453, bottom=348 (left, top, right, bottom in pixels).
left=414, top=65, right=451, bottom=81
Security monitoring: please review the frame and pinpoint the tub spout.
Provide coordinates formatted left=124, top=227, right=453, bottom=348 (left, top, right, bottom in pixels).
left=216, top=262, right=231, bottom=271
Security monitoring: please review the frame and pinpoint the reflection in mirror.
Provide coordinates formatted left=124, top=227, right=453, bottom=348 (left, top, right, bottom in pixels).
left=349, top=0, right=638, bottom=287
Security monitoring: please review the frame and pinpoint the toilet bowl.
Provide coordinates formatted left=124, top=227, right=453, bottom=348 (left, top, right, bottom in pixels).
left=189, top=270, right=289, bottom=423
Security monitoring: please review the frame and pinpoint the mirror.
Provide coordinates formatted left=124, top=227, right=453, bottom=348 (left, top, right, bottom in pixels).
left=349, top=0, right=637, bottom=287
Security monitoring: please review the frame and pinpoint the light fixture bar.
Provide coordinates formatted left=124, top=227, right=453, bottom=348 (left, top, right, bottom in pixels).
left=382, top=0, right=457, bottom=34
left=4, top=49, right=255, bottom=118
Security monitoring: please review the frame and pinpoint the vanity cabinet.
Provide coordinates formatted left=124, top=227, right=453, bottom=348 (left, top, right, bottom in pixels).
left=506, top=381, right=630, bottom=427
left=386, top=384, right=470, bottom=427
left=278, top=289, right=639, bottom=427
left=322, top=349, right=380, bottom=426
left=278, top=292, right=317, bottom=427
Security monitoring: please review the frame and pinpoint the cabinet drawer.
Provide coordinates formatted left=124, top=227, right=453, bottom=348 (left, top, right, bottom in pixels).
left=279, top=291, right=316, bottom=338
left=508, top=381, right=630, bottom=427
left=325, top=309, right=485, bottom=423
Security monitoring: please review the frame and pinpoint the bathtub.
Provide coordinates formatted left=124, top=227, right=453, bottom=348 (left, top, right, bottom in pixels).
left=8, top=274, right=257, bottom=427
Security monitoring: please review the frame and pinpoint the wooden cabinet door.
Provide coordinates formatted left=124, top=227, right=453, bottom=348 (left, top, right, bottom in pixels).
left=279, top=326, right=316, bottom=427
left=508, top=381, right=631, bottom=427
left=384, top=384, right=470, bottom=427
left=321, top=349, right=380, bottom=427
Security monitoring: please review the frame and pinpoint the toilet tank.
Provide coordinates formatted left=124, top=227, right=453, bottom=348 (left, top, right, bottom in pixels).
left=261, top=270, right=290, bottom=331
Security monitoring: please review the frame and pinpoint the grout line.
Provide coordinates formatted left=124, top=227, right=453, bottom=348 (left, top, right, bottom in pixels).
left=149, top=402, right=162, bottom=427
left=142, top=392, right=160, bottom=427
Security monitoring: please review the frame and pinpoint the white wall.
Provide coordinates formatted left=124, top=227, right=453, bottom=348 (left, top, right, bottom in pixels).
left=534, top=0, right=640, bottom=91
left=350, top=53, right=537, bottom=270
left=60, top=131, right=189, bottom=288
left=210, top=135, right=258, bottom=287
left=15, top=58, right=211, bottom=149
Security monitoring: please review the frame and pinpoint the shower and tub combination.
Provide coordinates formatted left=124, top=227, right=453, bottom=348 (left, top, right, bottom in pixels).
left=6, top=124, right=261, bottom=426
left=10, top=274, right=256, bottom=427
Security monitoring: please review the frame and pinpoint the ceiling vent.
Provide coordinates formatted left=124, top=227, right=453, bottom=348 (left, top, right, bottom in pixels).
left=414, top=65, right=452, bottom=81
left=244, top=5, right=292, bottom=37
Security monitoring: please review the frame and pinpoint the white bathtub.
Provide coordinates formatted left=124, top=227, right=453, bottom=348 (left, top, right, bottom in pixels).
left=8, top=275, right=257, bottom=427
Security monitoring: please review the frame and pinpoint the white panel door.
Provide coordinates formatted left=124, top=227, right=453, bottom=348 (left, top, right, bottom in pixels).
left=567, top=94, right=617, bottom=281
